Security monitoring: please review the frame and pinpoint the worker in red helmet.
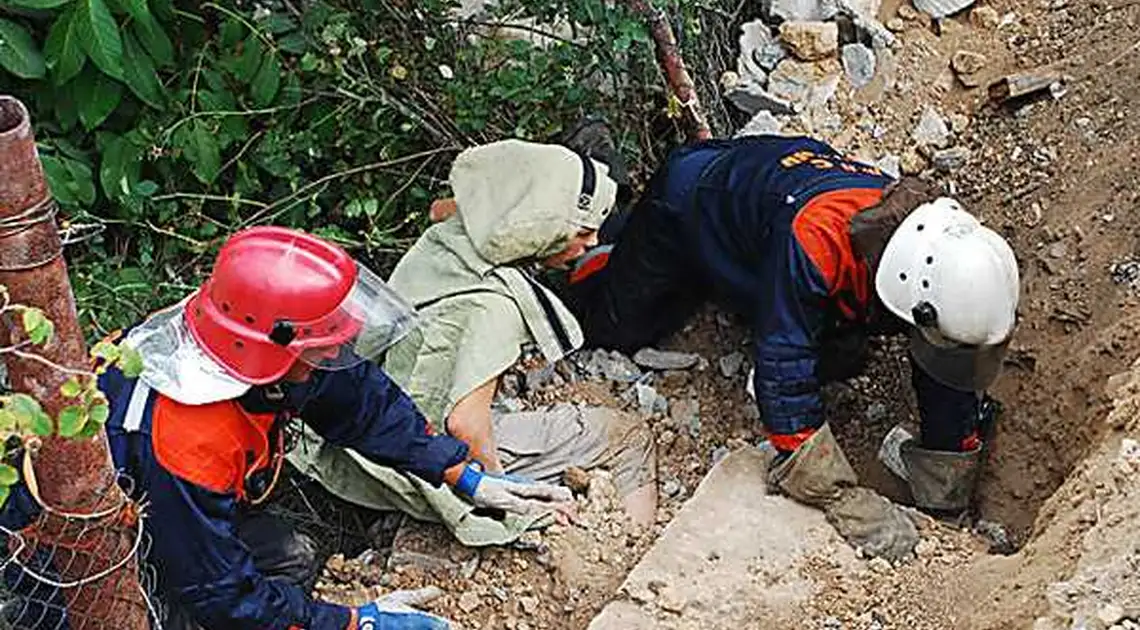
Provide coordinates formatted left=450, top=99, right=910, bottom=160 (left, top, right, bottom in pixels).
left=84, top=227, right=573, bottom=630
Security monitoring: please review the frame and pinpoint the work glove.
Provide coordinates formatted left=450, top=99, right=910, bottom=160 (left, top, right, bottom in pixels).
left=769, top=424, right=919, bottom=562
left=452, top=461, right=574, bottom=516
left=354, top=587, right=453, bottom=629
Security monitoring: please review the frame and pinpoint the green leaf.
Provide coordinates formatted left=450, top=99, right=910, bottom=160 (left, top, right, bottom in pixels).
left=44, top=8, right=86, bottom=86
left=60, top=377, right=83, bottom=398
left=75, top=66, right=123, bottom=130
left=41, top=155, right=79, bottom=205
left=251, top=51, right=280, bottom=107
left=260, top=14, right=296, bottom=34
left=77, top=419, right=102, bottom=439
left=5, top=0, right=73, bottom=7
left=57, top=405, right=86, bottom=437
left=235, top=34, right=262, bottom=83
left=121, top=31, right=165, bottom=109
left=0, top=486, right=9, bottom=509
left=21, top=308, right=47, bottom=338
left=0, top=19, right=47, bottom=79
left=277, top=32, right=306, bottom=55
left=63, top=157, right=96, bottom=205
left=118, top=345, right=143, bottom=377
left=99, top=133, right=143, bottom=200
left=91, top=340, right=121, bottom=362
left=182, top=121, right=221, bottom=184
left=0, top=409, right=16, bottom=432
left=0, top=464, right=18, bottom=487
left=77, top=0, right=124, bottom=80
left=88, top=402, right=109, bottom=425
left=7, top=394, right=52, bottom=436
left=131, top=12, right=172, bottom=68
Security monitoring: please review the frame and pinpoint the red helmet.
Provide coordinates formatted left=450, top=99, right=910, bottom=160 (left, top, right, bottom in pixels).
left=185, top=226, right=416, bottom=384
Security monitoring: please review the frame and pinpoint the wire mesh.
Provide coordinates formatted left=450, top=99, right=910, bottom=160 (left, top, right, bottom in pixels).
left=0, top=471, right=164, bottom=630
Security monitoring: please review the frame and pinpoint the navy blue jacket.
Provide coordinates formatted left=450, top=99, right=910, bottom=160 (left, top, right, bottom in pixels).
left=654, top=136, right=977, bottom=444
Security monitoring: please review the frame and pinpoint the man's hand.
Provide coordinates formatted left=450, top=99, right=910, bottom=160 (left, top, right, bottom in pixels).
left=450, top=462, right=576, bottom=521
left=355, top=587, right=452, bottom=629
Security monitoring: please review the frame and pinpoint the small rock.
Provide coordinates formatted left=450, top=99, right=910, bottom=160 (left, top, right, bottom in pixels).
left=913, top=0, right=976, bottom=19
left=948, top=113, right=970, bottom=133
left=897, top=3, right=920, bottom=19
left=951, top=50, right=987, bottom=76
left=525, top=363, right=557, bottom=390
left=735, top=110, right=785, bottom=138
left=633, top=348, right=700, bottom=371
left=876, top=154, right=901, bottom=179
left=589, top=350, right=642, bottom=382
left=710, top=445, right=731, bottom=466
left=726, top=80, right=796, bottom=116
left=886, top=17, right=907, bottom=32
left=931, top=146, right=971, bottom=172
left=841, top=43, right=876, bottom=88
left=971, top=6, right=1000, bottom=28
left=458, top=591, right=482, bottom=613
left=635, top=382, right=659, bottom=415
left=779, top=21, right=839, bottom=61
left=519, top=596, right=540, bottom=616
left=768, top=58, right=843, bottom=105
left=912, top=105, right=951, bottom=149
left=1047, top=242, right=1068, bottom=259
left=718, top=352, right=746, bottom=378
left=770, top=0, right=839, bottom=22
left=564, top=466, right=592, bottom=494
left=657, top=586, right=688, bottom=614
left=662, top=478, right=682, bottom=498
left=739, top=20, right=784, bottom=80
left=823, top=617, right=844, bottom=630
left=671, top=398, right=701, bottom=438
left=868, top=556, right=893, bottom=574
left=901, top=149, right=927, bottom=175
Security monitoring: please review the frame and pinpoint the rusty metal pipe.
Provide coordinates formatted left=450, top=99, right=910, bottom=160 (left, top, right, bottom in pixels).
left=0, top=96, right=148, bottom=629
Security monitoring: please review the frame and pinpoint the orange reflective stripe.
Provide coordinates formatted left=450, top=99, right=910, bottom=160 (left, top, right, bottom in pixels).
left=152, top=395, right=276, bottom=499
left=791, top=187, right=885, bottom=320
left=768, top=428, right=818, bottom=452
left=569, top=249, right=611, bottom=284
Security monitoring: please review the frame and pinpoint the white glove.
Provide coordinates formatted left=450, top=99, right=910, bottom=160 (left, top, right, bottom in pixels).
left=357, top=587, right=452, bottom=629
left=453, top=462, right=573, bottom=516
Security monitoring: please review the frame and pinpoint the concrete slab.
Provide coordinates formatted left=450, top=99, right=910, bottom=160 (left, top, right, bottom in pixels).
left=588, top=447, right=860, bottom=630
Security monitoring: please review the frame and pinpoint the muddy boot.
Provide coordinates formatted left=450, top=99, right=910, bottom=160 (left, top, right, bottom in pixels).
left=900, top=441, right=982, bottom=515
left=770, top=424, right=920, bottom=562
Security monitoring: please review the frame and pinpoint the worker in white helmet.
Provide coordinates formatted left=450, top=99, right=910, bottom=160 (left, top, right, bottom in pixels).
left=561, top=134, right=1020, bottom=561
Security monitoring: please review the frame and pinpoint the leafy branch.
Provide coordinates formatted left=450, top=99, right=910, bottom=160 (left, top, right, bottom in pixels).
left=0, top=285, right=143, bottom=507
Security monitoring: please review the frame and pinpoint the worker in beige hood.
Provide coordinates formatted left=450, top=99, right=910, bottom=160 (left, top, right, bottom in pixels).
left=288, top=139, right=657, bottom=537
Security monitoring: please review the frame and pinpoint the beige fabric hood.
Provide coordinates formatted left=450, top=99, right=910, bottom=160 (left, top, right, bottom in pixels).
left=451, top=139, right=618, bottom=264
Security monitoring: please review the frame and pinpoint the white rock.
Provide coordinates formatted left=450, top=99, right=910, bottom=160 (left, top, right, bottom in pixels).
left=779, top=21, right=839, bottom=61
left=735, top=110, right=785, bottom=138
left=770, top=0, right=839, bottom=22
left=912, top=105, right=951, bottom=149
left=875, top=154, right=901, bottom=179
left=913, top=0, right=976, bottom=19
left=768, top=58, right=842, bottom=105
left=726, top=80, right=795, bottom=116
left=842, top=43, right=876, bottom=88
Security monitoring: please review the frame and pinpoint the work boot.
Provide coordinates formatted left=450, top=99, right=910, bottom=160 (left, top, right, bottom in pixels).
left=900, top=441, right=982, bottom=515
left=770, top=424, right=920, bottom=562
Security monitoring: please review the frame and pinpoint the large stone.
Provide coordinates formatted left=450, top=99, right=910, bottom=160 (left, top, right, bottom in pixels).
left=768, top=58, right=843, bottom=105
left=587, top=448, right=860, bottom=629
left=842, top=43, right=877, bottom=88
left=951, top=50, right=987, bottom=75
left=738, top=21, right=780, bottom=83
left=735, top=110, right=785, bottom=138
left=725, top=80, right=795, bottom=116
left=769, top=0, right=839, bottom=22
left=633, top=348, right=700, bottom=371
left=779, top=21, right=839, bottom=61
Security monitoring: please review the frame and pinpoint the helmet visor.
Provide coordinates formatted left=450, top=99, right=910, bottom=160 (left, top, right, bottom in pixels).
left=288, top=263, right=418, bottom=371
left=909, top=326, right=1010, bottom=392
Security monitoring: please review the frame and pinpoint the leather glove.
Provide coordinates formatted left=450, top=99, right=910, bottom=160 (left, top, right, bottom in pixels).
left=354, top=587, right=452, bottom=629
left=452, top=462, right=574, bottom=516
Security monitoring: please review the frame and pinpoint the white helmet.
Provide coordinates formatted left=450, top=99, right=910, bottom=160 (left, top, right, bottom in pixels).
left=875, top=198, right=1020, bottom=391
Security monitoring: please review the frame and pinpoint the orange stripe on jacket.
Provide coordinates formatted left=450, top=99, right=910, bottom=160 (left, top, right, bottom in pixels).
left=153, top=395, right=276, bottom=500
left=791, top=188, right=885, bottom=320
